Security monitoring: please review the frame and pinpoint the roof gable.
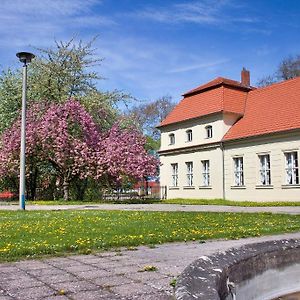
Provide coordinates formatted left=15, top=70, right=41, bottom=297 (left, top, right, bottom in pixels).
left=159, top=77, right=249, bottom=127
left=223, top=76, right=300, bottom=140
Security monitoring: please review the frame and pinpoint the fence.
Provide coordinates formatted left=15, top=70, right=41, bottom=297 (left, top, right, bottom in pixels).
left=102, top=185, right=167, bottom=202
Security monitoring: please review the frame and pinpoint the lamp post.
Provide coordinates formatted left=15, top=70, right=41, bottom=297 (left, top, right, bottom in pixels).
left=16, top=52, right=35, bottom=210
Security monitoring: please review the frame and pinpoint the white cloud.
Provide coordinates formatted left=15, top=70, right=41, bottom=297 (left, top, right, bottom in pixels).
left=1, top=0, right=99, bottom=17
left=168, top=59, right=230, bottom=73
left=135, top=0, right=258, bottom=26
left=0, top=0, right=112, bottom=52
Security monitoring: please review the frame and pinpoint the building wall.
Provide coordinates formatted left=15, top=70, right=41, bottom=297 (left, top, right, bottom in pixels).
left=224, top=132, right=300, bottom=201
left=160, top=113, right=236, bottom=152
left=160, top=147, right=224, bottom=199
left=159, top=112, right=239, bottom=199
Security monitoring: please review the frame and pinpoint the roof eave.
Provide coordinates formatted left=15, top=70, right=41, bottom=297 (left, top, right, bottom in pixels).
left=157, top=110, right=243, bottom=129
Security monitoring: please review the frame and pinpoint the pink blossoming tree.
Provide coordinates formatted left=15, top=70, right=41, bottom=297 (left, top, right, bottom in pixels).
left=0, top=100, right=158, bottom=200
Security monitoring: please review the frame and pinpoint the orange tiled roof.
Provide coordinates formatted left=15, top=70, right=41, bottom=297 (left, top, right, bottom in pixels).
left=159, top=77, right=250, bottom=127
left=159, top=75, right=300, bottom=140
left=223, top=76, right=300, bottom=140
left=183, top=77, right=252, bottom=96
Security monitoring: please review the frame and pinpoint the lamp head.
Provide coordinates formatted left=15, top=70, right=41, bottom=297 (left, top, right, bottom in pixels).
left=16, top=52, right=35, bottom=64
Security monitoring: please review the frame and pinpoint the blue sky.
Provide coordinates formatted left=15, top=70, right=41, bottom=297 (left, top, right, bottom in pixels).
left=1, top=0, right=300, bottom=107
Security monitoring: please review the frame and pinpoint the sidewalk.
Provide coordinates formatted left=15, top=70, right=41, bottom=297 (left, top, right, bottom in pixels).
left=1, top=232, right=300, bottom=300
left=1, top=203, right=300, bottom=214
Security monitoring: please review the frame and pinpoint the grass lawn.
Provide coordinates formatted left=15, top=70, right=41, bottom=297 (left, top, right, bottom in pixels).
left=1, top=210, right=300, bottom=262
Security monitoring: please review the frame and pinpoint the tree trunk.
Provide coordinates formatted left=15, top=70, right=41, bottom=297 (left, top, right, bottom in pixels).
left=63, top=179, right=69, bottom=201
left=74, top=178, right=88, bottom=201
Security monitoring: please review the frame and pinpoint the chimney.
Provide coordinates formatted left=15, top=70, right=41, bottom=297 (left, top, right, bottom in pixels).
left=241, top=67, right=250, bottom=86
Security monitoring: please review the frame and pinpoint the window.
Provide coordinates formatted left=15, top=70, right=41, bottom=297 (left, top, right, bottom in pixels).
left=202, top=160, right=210, bottom=186
left=233, top=157, right=244, bottom=186
left=186, top=162, right=193, bottom=186
left=205, top=125, right=213, bottom=138
left=259, top=154, right=271, bottom=185
left=171, top=163, right=178, bottom=187
left=285, top=152, right=299, bottom=184
left=169, top=133, right=175, bottom=145
left=186, top=129, right=192, bottom=142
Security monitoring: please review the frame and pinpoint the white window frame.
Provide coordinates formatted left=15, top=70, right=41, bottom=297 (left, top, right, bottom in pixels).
left=169, top=133, right=175, bottom=145
left=258, top=154, right=271, bottom=185
left=186, top=129, right=192, bottom=142
left=202, top=160, right=210, bottom=186
left=285, top=151, right=299, bottom=185
left=233, top=157, right=244, bottom=186
left=186, top=162, right=193, bottom=186
left=205, top=125, right=213, bottom=139
left=171, top=163, right=178, bottom=187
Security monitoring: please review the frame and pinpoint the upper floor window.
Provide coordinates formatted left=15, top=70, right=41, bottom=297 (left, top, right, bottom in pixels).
left=171, top=163, right=178, bottom=187
left=259, top=154, right=271, bottom=185
left=202, top=160, right=210, bottom=186
left=285, top=152, right=299, bottom=184
left=169, top=133, right=175, bottom=145
left=186, top=162, right=193, bottom=186
left=186, top=129, right=192, bottom=142
left=233, top=157, right=244, bottom=186
left=205, top=125, right=213, bottom=139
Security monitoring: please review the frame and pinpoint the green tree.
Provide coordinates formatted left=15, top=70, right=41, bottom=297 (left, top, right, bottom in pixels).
left=257, top=54, right=300, bottom=87
left=0, top=38, right=130, bottom=134
left=128, top=96, right=175, bottom=140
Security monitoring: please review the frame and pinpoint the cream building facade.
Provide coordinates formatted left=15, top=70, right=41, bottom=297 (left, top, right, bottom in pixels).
left=158, top=70, right=300, bottom=202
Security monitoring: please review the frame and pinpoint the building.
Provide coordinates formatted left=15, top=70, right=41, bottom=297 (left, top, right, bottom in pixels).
left=158, top=69, right=300, bottom=201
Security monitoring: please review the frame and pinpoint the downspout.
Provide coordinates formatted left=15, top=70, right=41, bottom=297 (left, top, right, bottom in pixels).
left=221, top=142, right=226, bottom=200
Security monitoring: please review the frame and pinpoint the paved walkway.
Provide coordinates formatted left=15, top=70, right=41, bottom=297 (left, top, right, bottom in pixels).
left=1, top=203, right=300, bottom=214
left=1, top=232, right=300, bottom=300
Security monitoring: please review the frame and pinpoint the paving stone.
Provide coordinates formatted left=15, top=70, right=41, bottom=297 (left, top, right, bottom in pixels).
left=61, top=264, right=97, bottom=273
left=133, top=292, right=175, bottom=300
left=111, top=265, right=142, bottom=276
left=94, top=252, right=120, bottom=258
left=74, top=269, right=111, bottom=280
left=68, top=256, right=107, bottom=264
left=15, top=261, right=50, bottom=270
left=0, top=271, right=29, bottom=282
left=48, top=280, right=98, bottom=294
left=9, top=286, right=55, bottom=300
left=2, top=278, right=44, bottom=291
left=43, top=296, right=69, bottom=300
left=111, top=282, right=158, bottom=297
left=44, top=258, right=76, bottom=267
left=92, top=275, right=135, bottom=287
left=26, top=267, right=66, bottom=277
left=125, top=270, right=168, bottom=282
left=69, top=289, right=119, bottom=300
left=38, top=273, right=78, bottom=284
left=0, top=266, right=20, bottom=274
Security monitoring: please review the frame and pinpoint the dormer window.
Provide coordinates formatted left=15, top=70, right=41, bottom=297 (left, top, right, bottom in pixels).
left=169, top=133, right=175, bottom=145
left=205, top=125, right=213, bottom=139
left=186, top=129, right=192, bottom=142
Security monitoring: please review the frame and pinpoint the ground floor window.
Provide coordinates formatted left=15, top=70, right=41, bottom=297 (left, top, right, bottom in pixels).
left=285, top=152, right=299, bottom=184
left=171, top=163, right=178, bottom=187
left=233, top=157, right=244, bottom=186
left=201, top=160, right=210, bottom=186
left=186, top=162, right=193, bottom=186
left=259, top=154, right=271, bottom=185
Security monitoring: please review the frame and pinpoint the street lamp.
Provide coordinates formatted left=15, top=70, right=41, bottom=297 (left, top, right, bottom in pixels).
left=16, top=52, right=35, bottom=210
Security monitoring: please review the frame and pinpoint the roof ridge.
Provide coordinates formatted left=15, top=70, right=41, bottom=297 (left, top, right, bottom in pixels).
left=183, top=76, right=251, bottom=96
left=251, top=76, right=300, bottom=94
